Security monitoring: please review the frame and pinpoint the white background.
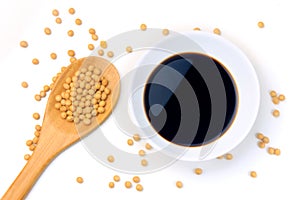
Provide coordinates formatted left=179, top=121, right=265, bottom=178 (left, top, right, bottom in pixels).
left=0, top=0, right=299, bottom=199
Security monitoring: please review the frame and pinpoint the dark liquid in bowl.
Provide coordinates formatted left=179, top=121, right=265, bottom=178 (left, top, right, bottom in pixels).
left=143, top=53, right=237, bottom=147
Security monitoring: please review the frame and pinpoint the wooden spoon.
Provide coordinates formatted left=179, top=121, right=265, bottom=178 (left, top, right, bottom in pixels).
left=2, top=56, right=120, bottom=200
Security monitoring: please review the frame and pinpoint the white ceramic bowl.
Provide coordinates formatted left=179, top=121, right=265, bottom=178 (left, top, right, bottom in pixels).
left=128, top=31, right=260, bottom=161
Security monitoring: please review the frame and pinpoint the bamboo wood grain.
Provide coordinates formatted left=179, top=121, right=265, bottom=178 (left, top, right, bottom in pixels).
left=2, top=56, right=120, bottom=200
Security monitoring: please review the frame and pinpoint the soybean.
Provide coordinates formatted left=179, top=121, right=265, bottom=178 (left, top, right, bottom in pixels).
left=213, top=28, right=221, bottom=35
left=270, top=90, right=277, bottom=97
left=91, top=34, right=98, bottom=41
left=98, top=49, right=104, bottom=56
left=75, top=18, right=82, bottom=25
left=107, top=155, right=115, bottom=163
left=132, top=176, right=140, bottom=183
left=76, top=177, right=84, bottom=184
left=68, top=50, right=75, bottom=57
left=250, top=171, right=257, bottom=178
left=100, top=41, right=107, bottom=49
left=258, top=21, right=264, bottom=28
left=138, top=150, right=146, bottom=156
left=258, top=141, right=265, bottom=148
left=44, top=27, right=51, bottom=35
left=125, top=181, right=132, bottom=189
left=268, top=147, right=275, bottom=155
left=136, top=184, right=143, bottom=191
left=274, top=148, right=281, bottom=156
left=127, top=139, right=134, bottom=146
left=21, top=81, right=28, bottom=88
left=113, top=175, right=120, bottom=182
left=88, top=44, right=95, bottom=51
left=52, top=9, right=59, bottom=16
left=272, top=110, right=280, bottom=117
left=256, top=133, right=264, bottom=140
left=141, top=159, right=148, bottom=166
left=140, top=24, right=147, bottom=31
left=67, top=30, right=74, bottom=37
left=69, top=8, right=75, bottom=15
left=26, top=140, right=33, bottom=146
left=278, top=94, right=285, bottom=101
left=55, top=17, right=62, bottom=24
left=50, top=53, right=57, bottom=60
left=145, top=143, right=152, bottom=150
left=126, top=46, right=133, bottom=53
left=176, top=181, right=183, bottom=188
left=24, top=154, right=31, bottom=160
left=225, top=153, right=233, bottom=160
left=194, top=168, right=203, bottom=175
left=162, top=29, right=169, bottom=36
left=108, top=182, right=114, bottom=188
left=20, top=41, right=28, bottom=48
left=107, top=51, right=114, bottom=58
left=89, top=28, right=96, bottom=34
left=262, top=136, right=270, bottom=144
left=272, top=97, right=280, bottom=105
left=133, top=134, right=141, bottom=141
left=35, top=125, right=42, bottom=131
left=32, top=58, right=39, bottom=65
left=33, top=112, right=40, bottom=120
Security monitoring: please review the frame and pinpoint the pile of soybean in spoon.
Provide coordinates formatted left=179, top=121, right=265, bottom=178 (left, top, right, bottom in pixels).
left=54, top=64, right=110, bottom=125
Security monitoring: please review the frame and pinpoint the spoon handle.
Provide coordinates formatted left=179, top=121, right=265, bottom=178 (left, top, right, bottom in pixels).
left=1, top=147, right=56, bottom=200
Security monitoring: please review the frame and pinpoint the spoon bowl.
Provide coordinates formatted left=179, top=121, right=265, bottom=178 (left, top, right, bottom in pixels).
left=2, top=56, right=120, bottom=200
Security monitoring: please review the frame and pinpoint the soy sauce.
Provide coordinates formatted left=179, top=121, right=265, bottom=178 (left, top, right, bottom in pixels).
left=143, top=53, right=237, bottom=147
